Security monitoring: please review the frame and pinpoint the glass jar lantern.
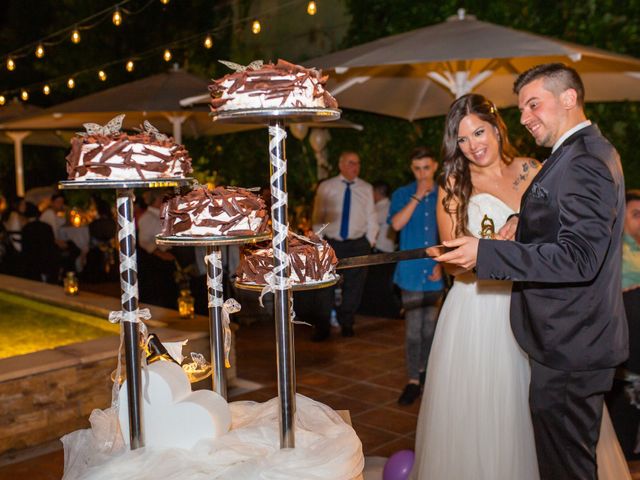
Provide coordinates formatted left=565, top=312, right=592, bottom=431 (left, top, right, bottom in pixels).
left=64, top=271, right=79, bottom=296
left=178, top=289, right=195, bottom=319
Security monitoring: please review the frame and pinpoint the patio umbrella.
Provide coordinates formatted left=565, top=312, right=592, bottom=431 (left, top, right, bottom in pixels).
left=305, top=9, right=640, bottom=120
left=0, top=100, right=70, bottom=196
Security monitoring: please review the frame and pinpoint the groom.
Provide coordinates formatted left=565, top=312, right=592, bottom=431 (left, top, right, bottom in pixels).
left=436, top=63, right=628, bottom=480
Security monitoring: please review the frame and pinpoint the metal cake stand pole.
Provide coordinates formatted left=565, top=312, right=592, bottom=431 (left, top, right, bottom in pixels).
left=116, top=188, right=144, bottom=449
left=205, top=245, right=227, bottom=398
left=268, top=119, right=296, bottom=448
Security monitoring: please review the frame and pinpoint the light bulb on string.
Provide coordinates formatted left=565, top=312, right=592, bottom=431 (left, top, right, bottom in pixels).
left=307, top=1, right=317, bottom=15
left=204, top=34, right=213, bottom=49
left=43, top=84, right=51, bottom=95
left=126, top=60, right=134, bottom=72
left=71, top=28, right=81, bottom=44
left=112, top=7, right=122, bottom=26
left=0, top=95, right=6, bottom=106
left=98, top=70, right=107, bottom=81
left=35, top=43, right=45, bottom=58
left=160, top=0, right=170, bottom=4
left=20, top=90, right=28, bottom=102
left=6, top=58, right=15, bottom=71
left=163, top=49, right=172, bottom=62
left=67, top=78, right=75, bottom=89
left=251, top=20, right=261, bottom=34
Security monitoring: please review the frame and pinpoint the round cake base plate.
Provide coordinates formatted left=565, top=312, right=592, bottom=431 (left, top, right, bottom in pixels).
left=156, top=232, right=271, bottom=247
left=211, top=108, right=341, bottom=125
left=59, top=178, right=194, bottom=190
left=235, top=275, right=339, bottom=292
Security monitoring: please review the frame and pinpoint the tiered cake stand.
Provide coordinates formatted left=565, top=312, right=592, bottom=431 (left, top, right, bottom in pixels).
left=59, top=178, right=193, bottom=449
left=155, top=232, right=270, bottom=398
left=212, top=107, right=340, bottom=448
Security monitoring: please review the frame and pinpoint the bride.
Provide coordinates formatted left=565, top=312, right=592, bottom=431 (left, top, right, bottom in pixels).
left=410, top=93, right=629, bottom=480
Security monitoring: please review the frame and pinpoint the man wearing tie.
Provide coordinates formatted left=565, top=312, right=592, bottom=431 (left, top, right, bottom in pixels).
left=312, top=151, right=379, bottom=337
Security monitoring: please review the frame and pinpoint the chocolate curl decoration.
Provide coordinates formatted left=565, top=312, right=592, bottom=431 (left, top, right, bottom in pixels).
left=204, top=249, right=238, bottom=368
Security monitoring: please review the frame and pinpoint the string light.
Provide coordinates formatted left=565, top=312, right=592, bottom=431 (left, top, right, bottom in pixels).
left=160, top=0, right=170, bottom=4
left=0, top=96, right=5, bottom=106
left=112, top=7, right=122, bottom=26
left=98, top=70, right=107, bottom=81
left=35, top=43, right=45, bottom=58
left=307, top=1, right=317, bottom=15
left=6, top=58, right=15, bottom=71
left=204, top=34, right=213, bottom=49
left=126, top=60, right=134, bottom=72
left=20, top=90, right=29, bottom=101
left=163, top=49, right=172, bottom=62
left=67, top=78, right=76, bottom=89
left=43, top=84, right=51, bottom=95
left=251, top=20, right=261, bottom=34
left=71, top=28, right=81, bottom=44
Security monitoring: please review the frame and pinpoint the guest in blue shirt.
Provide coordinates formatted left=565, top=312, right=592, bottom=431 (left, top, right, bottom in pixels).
left=389, top=146, right=444, bottom=406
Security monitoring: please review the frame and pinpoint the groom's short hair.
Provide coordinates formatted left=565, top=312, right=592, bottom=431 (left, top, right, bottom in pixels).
left=627, top=189, right=640, bottom=204
left=514, top=63, right=585, bottom=107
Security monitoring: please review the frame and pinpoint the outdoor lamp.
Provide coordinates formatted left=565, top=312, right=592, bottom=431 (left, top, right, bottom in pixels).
left=67, top=78, right=75, bottom=89
left=307, top=1, right=317, bottom=15
left=126, top=60, right=134, bottom=72
left=64, top=271, right=79, bottom=296
left=20, top=90, right=28, bottom=101
left=71, top=28, right=81, bottom=44
left=251, top=20, right=261, bottom=34
left=6, top=58, right=15, bottom=71
left=43, top=84, right=51, bottom=95
left=35, top=43, right=45, bottom=58
left=0, top=96, right=5, bottom=106
left=178, top=289, right=195, bottom=319
left=204, top=35, right=213, bottom=49
left=163, top=49, right=172, bottom=62
left=112, top=7, right=122, bottom=26
left=98, top=70, right=107, bottom=81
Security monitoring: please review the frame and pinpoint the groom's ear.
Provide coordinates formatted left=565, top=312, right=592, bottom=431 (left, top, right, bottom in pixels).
left=559, top=88, right=578, bottom=110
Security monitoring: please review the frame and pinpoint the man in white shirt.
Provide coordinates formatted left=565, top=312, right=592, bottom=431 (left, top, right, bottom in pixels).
left=312, top=151, right=379, bottom=337
left=138, top=189, right=177, bottom=308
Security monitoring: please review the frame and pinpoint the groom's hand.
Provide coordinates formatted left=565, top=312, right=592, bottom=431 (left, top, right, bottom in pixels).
left=434, top=237, right=479, bottom=270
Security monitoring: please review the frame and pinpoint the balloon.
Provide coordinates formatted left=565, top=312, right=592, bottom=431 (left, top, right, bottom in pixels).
left=383, top=450, right=415, bottom=480
left=289, top=123, right=309, bottom=141
left=308, top=128, right=330, bottom=152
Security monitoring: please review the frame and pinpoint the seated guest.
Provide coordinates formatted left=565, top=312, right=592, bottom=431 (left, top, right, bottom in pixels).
left=21, top=202, right=61, bottom=283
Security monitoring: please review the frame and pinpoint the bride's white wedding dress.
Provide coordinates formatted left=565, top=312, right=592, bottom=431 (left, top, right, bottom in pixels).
left=411, top=193, right=630, bottom=480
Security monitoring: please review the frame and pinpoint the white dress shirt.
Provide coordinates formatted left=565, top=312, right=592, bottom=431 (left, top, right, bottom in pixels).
left=312, top=174, right=379, bottom=245
left=138, top=206, right=169, bottom=254
left=374, top=197, right=395, bottom=252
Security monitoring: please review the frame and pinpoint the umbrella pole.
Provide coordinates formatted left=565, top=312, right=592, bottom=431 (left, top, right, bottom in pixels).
left=268, top=119, right=296, bottom=449
left=205, top=245, right=228, bottom=398
left=116, top=189, right=144, bottom=449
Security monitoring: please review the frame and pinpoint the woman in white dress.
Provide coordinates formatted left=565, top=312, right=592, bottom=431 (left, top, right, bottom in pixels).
left=411, top=93, right=629, bottom=480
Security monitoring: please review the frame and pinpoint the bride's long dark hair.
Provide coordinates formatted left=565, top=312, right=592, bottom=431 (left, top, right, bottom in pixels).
left=440, top=94, right=518, bottom=237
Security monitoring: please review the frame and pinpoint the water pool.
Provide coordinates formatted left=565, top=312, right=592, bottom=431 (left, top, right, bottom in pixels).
left=0, top=290, right=119, bottom=359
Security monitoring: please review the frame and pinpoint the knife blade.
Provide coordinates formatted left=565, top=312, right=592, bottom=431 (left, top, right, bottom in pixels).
left=336, top=245, right=451, bottom=270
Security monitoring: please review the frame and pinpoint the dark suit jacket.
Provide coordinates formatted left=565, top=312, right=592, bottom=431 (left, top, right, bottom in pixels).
left=477, top=124, right=628, bottom=371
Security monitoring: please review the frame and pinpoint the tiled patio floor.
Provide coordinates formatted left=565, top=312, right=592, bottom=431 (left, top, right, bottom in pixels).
left=1, top=312, right=640, bottom=478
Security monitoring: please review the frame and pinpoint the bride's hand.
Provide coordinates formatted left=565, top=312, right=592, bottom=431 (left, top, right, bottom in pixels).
left=496, top=216, right=518, bottom=240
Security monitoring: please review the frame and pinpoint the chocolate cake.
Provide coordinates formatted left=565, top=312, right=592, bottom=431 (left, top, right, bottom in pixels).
left=236, top=231, right=338, bottom=285
left=209, top=59, right=338, bottom=113
left=160, top=186, right=269, bottom=237
left=66, top=115, right=192, bottom=181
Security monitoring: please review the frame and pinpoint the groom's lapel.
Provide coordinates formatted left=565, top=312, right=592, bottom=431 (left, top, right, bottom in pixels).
left=519, top=146, right=565, bottom=215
